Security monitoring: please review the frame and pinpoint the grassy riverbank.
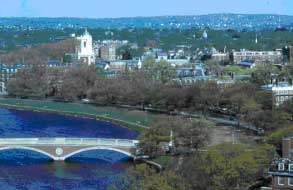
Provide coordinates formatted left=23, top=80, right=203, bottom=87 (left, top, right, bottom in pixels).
left=0, top=98, right=157, bottom=132
left=0, top=98, right=257, bottom=146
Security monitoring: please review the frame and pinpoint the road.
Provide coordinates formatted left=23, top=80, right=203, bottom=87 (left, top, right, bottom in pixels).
left=176, top=111, right=263, bottom=135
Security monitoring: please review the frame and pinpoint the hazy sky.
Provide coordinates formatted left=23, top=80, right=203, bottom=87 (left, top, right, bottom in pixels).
left=0, top=0, right=292, bottom=18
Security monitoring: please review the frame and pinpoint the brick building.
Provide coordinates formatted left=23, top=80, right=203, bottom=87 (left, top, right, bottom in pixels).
left=269, top=138, right=293, bottom=190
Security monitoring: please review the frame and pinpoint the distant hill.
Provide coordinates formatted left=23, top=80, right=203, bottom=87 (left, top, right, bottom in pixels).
left=0, top=14, right=293, bottom=30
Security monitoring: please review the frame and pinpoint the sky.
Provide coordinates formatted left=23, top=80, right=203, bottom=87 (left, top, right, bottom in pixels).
left=0, top=0, right=292, bottom=18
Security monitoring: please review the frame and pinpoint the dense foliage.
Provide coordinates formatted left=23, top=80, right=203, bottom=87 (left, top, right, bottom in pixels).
left=7, top=61, right=293, bottom=133
left=111, top=142, right=275, bottom=190
left=0, top=28, right=292, bottom=54
left=0, top=39, right=77, bottom=64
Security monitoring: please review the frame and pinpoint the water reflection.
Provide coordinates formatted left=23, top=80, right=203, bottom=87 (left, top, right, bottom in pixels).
left=0, top=108, right=138, bottom=139
left=0, top=109, right=137, bottom=190
left=0, top=149, right=132, bottom=190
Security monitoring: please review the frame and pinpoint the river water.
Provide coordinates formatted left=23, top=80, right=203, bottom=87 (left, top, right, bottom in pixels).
left=0, top=108, right=138, bottom=190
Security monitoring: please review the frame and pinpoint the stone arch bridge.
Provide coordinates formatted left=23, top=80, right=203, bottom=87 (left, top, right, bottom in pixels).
left=0, top=138, right=138, bottom=161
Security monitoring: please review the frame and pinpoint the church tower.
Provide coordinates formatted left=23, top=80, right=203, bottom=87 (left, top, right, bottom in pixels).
left=76, top=29, right=95, bottom=65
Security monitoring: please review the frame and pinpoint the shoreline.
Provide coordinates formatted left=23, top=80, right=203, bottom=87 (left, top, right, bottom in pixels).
left=0, top=100, right=165, bottom=170
left=0, top=101, right=146, bottom=133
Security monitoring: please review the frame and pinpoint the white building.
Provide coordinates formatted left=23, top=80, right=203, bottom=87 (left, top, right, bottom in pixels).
left=157, top=52, right=168, bottom=61
left=167, top=59, right=189, bottom=66
left=273, top=85, right=293, bottom=106
left=0, top=82, right=5, bottom=94
left=107, top=60, right=142, bottom=71
left=211, top=53, right=229, bottom=62
left=262, top=82, right=293, bottom=106
left=232, top=50, right=283, bottom=64
left=76, top=29, right=95, bottom=65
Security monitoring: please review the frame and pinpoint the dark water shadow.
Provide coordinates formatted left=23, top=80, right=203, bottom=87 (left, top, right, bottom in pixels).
left=64, top=149, right=133, bottom=164
left=0, top=149, right=53, bottom=166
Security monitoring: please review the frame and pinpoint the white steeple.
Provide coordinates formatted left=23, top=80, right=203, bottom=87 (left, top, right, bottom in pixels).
left=137, top=58, right=142, bottom=69
left=255, top=33, right=258, bottom=44
left=84, top=28, right=90, bottom=36
left=76, top=28, right=95, bottom=65
left=169, top=130, right=174, bottom=148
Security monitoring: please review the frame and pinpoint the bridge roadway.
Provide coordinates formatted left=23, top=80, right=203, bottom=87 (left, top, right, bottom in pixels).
left=0, top=138, right=139, bottom=161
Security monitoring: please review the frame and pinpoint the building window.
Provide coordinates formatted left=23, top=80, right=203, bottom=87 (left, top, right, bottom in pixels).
left=279, top=163, right=285, bottom=171
left=84, top=41, right=87, bottom=48
left=278, top=177, right=285, bottom=185
left=289, top=178, right=293, bottom=186
left=289, top=164, right=293, bottom=172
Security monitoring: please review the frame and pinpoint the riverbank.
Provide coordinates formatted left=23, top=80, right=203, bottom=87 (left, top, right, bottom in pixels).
left=0, top=98, right=258, bottom=146
left=0, top=98, right=157, bottom=133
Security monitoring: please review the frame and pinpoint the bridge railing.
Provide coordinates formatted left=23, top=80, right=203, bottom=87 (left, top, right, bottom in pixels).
left=0, top=138, right=139, bottom=147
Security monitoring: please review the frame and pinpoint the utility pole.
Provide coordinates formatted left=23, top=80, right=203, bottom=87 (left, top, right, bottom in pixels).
left=288, top=99, right=293, bottom=159
left=169, top=129, right=174, bottom=153
left=232, top=127, right=235, bottom=144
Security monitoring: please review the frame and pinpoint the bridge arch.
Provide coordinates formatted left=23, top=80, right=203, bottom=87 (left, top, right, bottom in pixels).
left=63, top=146, right=134, bottom=161
left=0, top=146, right=56, bottom=160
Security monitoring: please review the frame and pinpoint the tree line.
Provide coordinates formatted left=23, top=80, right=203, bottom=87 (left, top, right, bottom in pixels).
left=7, top=60, right=293, bottom=132
left=112, top=143, right=274, bottom=190
left=0, top=39, right=77, bottom=65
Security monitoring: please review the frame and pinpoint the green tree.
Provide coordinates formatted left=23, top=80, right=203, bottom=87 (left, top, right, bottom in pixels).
left=255, top=90, right=273, bottom=110
left=63, top=54, right=72, bottom=63
left=138, top=118, right=171, bottom=157
left=138, top=117, right=212, bottom=157
left=279, top=64, right=293, bottom=81
left=199, top=143, right=274, bottom=190
left=221, top=83, right=261, bottom=125
left=143, top=59, right=176, bottom=84
left=205, top=59, right=223, bottom=76
left=265, top=126, right=293, bottom=148
left=112, top=164, right=187, bottom=190
left=175, top=118, right=213, bottom=150
left=251, top=63, right=279, bottom=85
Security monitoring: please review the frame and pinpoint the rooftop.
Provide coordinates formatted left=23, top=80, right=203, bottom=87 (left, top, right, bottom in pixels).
left=0, top=63, right=25, bottom=70
left=261, top=82, right=293, bottom=90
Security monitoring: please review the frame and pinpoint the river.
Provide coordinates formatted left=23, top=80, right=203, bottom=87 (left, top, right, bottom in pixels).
left=0, top=108, right=138, bottom=190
